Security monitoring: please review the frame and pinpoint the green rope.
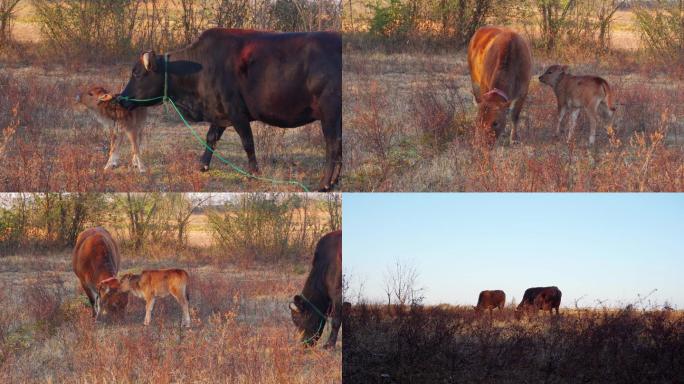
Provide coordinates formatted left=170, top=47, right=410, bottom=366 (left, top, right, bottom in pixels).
left=117, top=54, right=310, bottom=192
left=299, top=294, right=327, bottom=345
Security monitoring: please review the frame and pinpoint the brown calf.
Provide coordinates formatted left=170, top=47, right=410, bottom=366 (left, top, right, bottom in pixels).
left=539, top=65, right=616, bottom=145
left=75, top=86, right=147, bottom=171
left=100, top=269, right=191, bottom=327
left=468, top=26, right=532, bottom=144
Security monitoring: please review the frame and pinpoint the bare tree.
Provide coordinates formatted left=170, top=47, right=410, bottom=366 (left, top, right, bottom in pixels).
left=168, top=193, right=211, bottom=246
left=383, top=257, right=424, bottom=307
left=0, top=0, right=20, bottom=45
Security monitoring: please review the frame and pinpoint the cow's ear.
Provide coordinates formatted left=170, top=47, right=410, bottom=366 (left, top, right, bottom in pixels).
left=98, top=93, right=113, bottom=102
left=142, top=51, right=157, bottom=72
left=289, top=302, right=300, bottom=313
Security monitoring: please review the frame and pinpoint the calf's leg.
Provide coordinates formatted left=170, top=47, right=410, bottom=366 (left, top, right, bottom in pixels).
left=144, top=297, right=156, bottom=326
left=125, top=127, right=146, bottom=172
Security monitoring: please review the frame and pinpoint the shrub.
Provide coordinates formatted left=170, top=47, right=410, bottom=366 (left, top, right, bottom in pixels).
left=635, top=0, right=684, bottom=65
left=207, top=193, right=327, bottom=264
left=0, top=0, right=20, bottom=45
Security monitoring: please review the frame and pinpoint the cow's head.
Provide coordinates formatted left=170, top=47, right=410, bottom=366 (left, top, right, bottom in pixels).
left=119, top=51, right=166, bottom=110
left=539, top=65, right=569, bottom=87
left=119, top=51, right=202, bottom=110
left=477, top=90, right=511, bottom=140
left=96, top=278, right=128, bottom=318
left=75, top=86, right=114, bottom=111
left=289, top=295, right=325, bottom=347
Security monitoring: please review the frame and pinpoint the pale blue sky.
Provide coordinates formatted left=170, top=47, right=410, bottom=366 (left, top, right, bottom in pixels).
left=343, top=194, right=684, bottom=308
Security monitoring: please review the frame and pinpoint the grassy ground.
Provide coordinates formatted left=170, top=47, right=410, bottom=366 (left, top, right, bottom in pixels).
left=0, top=251, right=341, bottom=383
left=342, top=48, right=684, bottom=191
left=343, top=303, right=684, bottom=383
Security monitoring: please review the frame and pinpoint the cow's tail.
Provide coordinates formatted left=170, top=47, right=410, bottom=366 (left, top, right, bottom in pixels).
left=599, top=80, right=616, bottom=121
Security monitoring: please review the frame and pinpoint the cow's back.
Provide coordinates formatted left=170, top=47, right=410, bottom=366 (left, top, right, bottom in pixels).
left=73, top=227, right=120, bottom=288
left=468, top=26, right=531, bottom=100
left=316, top=230, right=342, bottom=295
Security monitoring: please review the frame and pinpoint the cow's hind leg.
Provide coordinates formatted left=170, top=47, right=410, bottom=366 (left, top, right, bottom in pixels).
left=199, top=124, right=227, bottom=172
left=319, top=91, right=342, bottom=192
left=231, top=119, right=260, bottom=174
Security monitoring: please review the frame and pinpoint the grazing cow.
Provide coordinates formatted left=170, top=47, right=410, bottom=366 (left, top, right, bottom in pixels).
left=72, top=227, right=128, bottom=318
left=100, top=269, right=191, bottom=327
left=517, top=286, right=562, bottom=315
left=75, top=86, right=147, bottom=172
left=539, top=65, right=616, bottom=145
left=475, top=290, right=506, bottom=316
left=467, top=26, right=532, bottom=143
left=289, top=230, right=342, bottom=348
left=118, top=28, right=342, bottom=191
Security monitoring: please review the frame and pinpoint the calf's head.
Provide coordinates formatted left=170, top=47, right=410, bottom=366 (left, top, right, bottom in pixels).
left=539, top=65, right=569, bottom=87
left=75, top=86, right=114, bottom=112
left=289, top=295, right=325, bottom=346
left=477, top=90, right=511, bottom=139
left=96, top=278, right=128, bottom=318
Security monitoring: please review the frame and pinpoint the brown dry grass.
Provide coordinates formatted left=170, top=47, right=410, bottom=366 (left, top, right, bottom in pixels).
left=0, top=251, right=341, bottom=383
left=344, top=303, right=684, bottom=383
left=342, top=49, right=684, bottom=191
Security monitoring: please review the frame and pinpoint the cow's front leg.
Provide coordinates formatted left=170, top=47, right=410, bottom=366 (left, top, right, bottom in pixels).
left=199, top=124, right=227, bottom=172
left=324, top=299, right=342, bottom=349
left=232, top=120, right=259, bottom=174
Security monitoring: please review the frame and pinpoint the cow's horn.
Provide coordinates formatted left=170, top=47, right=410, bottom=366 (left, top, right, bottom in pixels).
left=98, top=94, right=113, bottom=102
left=142, top=52, right=152, bottom=71
left=289, top=302, right=300, bottom=312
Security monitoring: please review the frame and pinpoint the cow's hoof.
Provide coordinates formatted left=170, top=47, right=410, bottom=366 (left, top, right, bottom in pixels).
left=199, top=164, right=210, bottom=172
left=318, top=185, right=331, bottom=192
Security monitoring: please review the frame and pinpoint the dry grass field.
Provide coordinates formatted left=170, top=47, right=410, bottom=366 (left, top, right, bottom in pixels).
left=342, top=3, right=684, bottom=192
left=343, top=303, right=684, bottom=383
left=0, top=252, right=341, bottom=383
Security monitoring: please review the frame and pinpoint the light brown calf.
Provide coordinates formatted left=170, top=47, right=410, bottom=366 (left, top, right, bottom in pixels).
left=100, top=269, right=191, bottom=327
left=75, top=86, right=147, bottom=171
left=539, top=65, right=616, bottom=145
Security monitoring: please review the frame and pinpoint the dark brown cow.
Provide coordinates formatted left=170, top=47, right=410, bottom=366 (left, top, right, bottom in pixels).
left=72, top=227, right=128, bottom=318
left=475, top=290, right=506, bottom=316
left=289, top=230, right=342, bottom=348
left=467, top=26, right=532, bottom=144
left=118, top=28, right=341, bottom=191
left=517, top=286, right=562, bottom=315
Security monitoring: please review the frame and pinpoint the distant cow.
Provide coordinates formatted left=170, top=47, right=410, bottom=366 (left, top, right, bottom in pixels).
left=75, top=86, right=147, bottom=172
left=118, top=28, right=342, bottom=191
left=72, top=227, right=128, bottom=318
left=100, top=269, right=191, bottom=327
left=289, top=230, right=342, bottom=348
left=517, top=286, right=562, bottom=315
left=539, top=65, right=616, bottom=145
left=468, top=26, right=532, bottom=144
left=475, top=290, right=506, bottom=315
